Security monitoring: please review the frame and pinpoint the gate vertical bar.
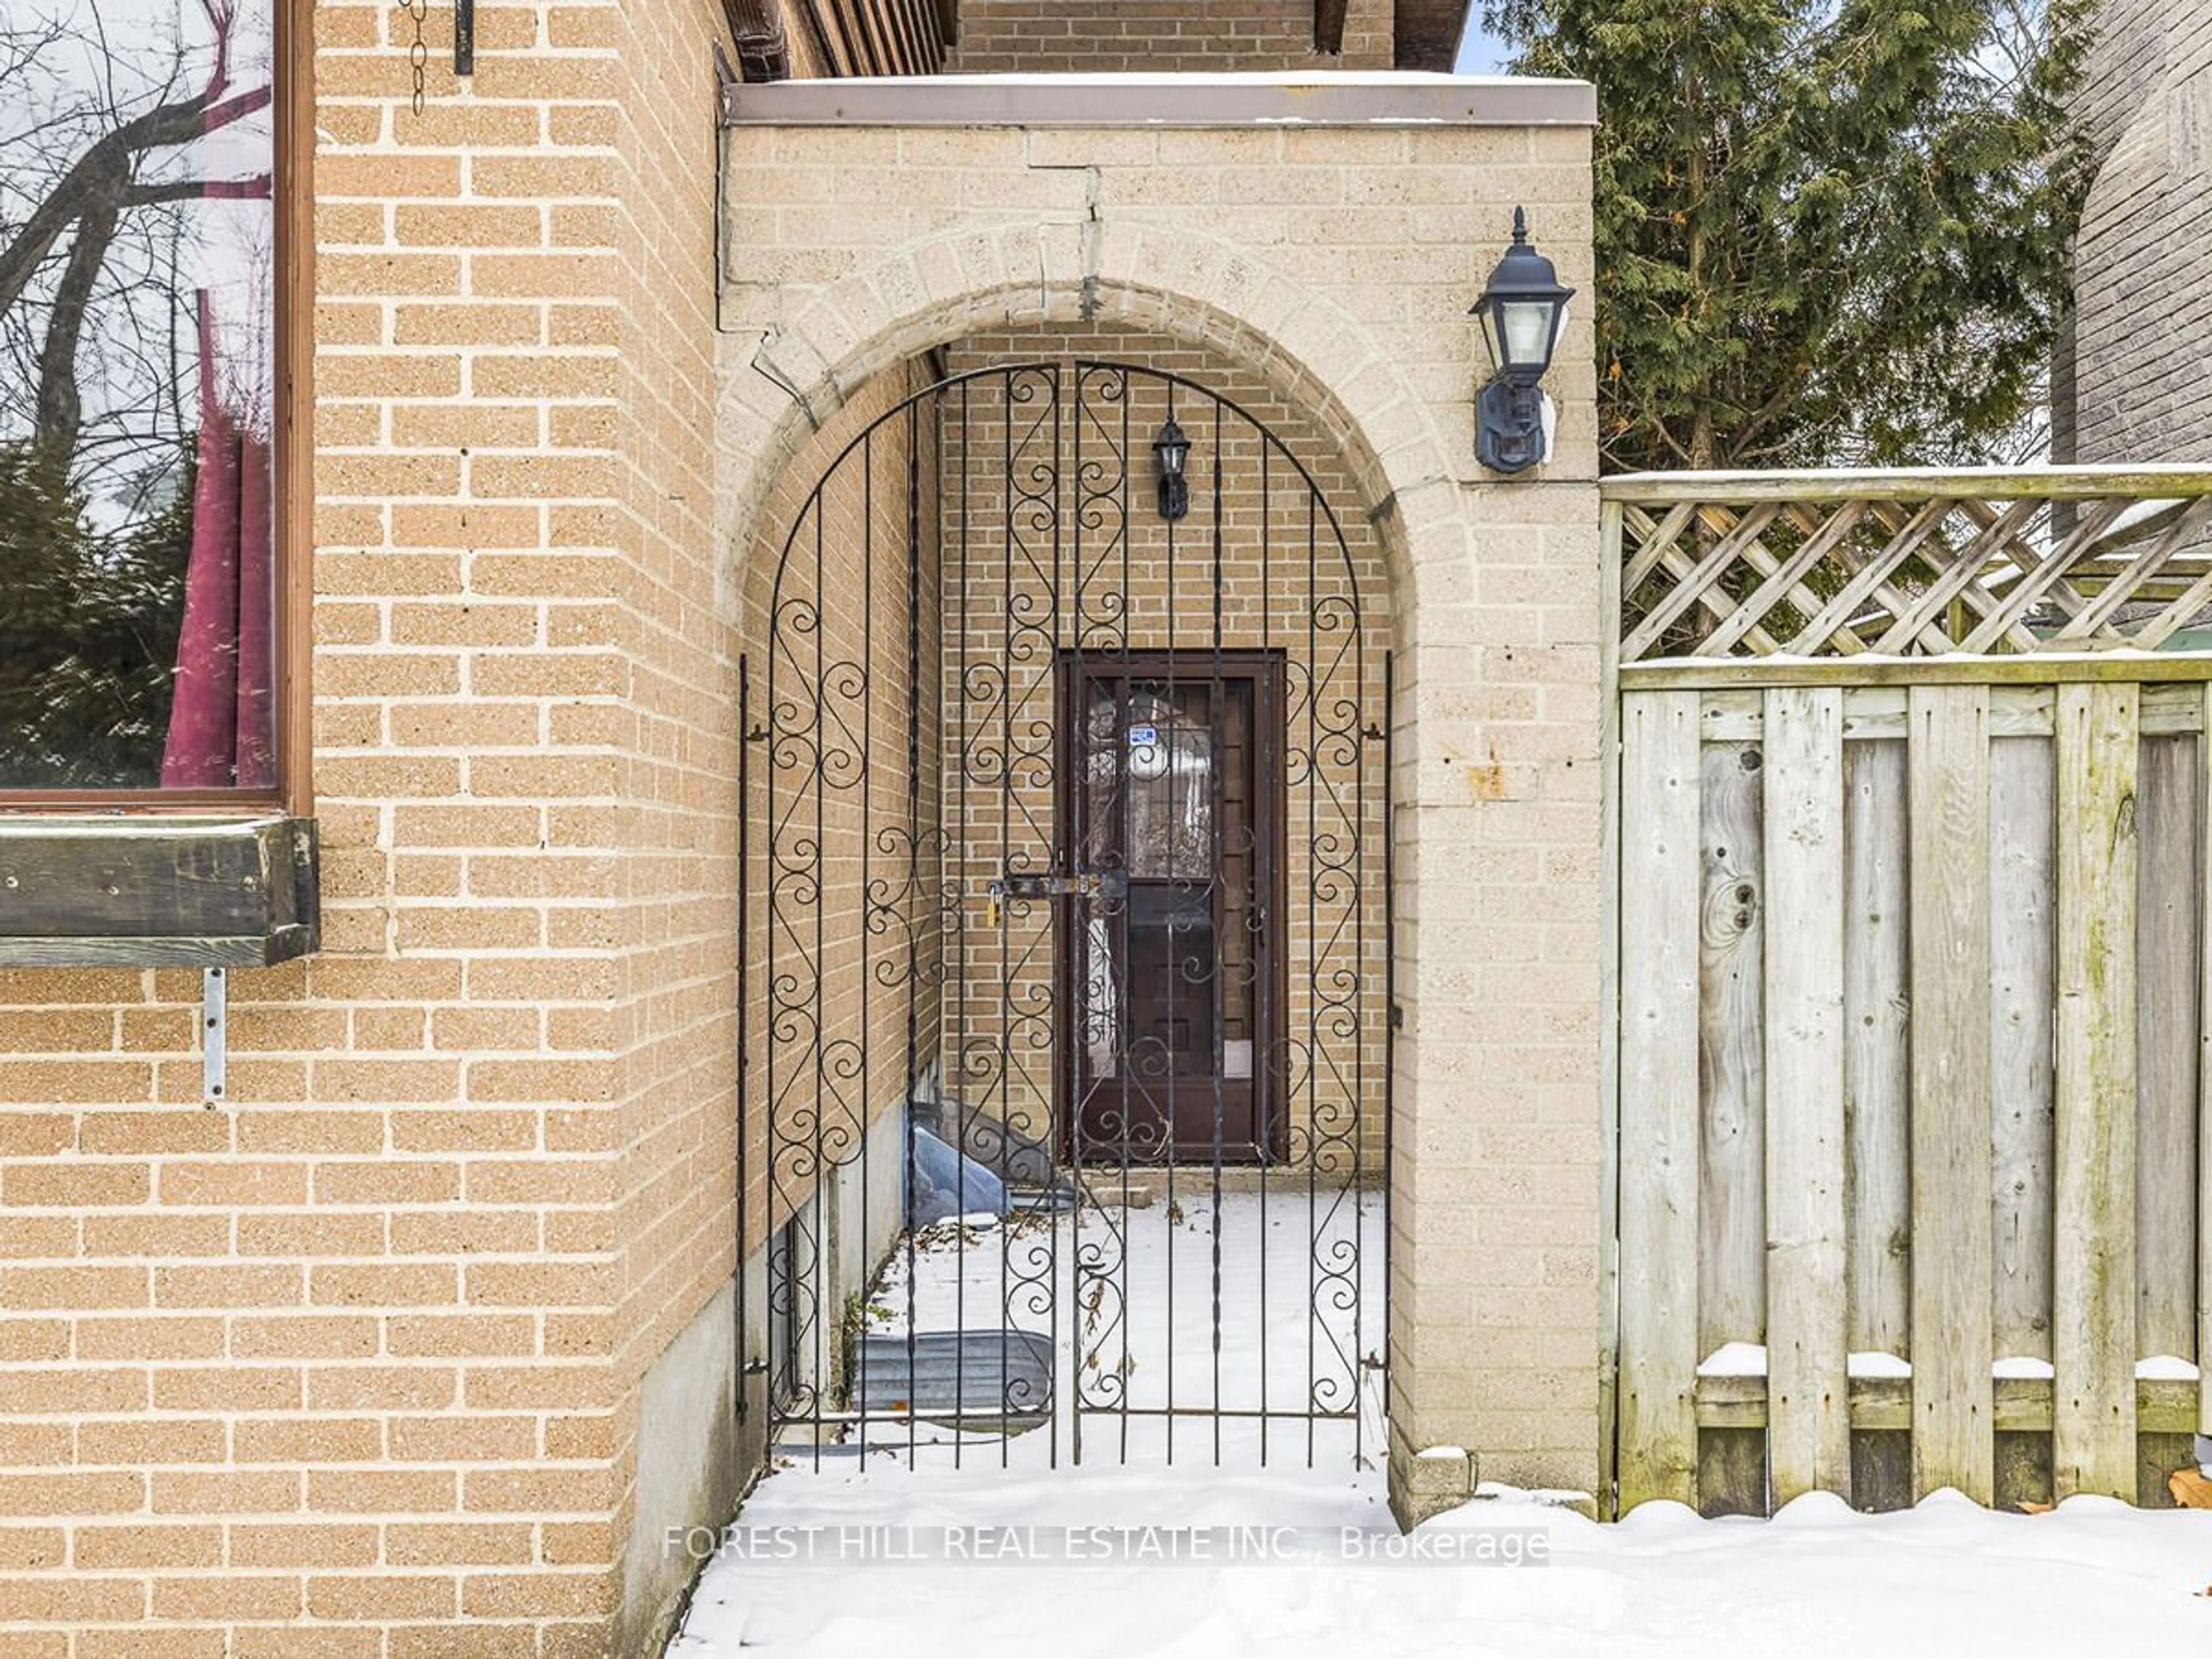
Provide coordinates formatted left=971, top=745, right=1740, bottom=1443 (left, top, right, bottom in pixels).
left=1209, top=396, right=1228, bottom=1467
left=1305, top=484, right=1319, bottom=1469
left=1378, top=647, right=1395, bottom=1473
left=1345, top=493, right=1369, bottom=1459
left=902, top=400, right=924, bottom=1468
left=858, top=430, right=876, bottom=1461
left=737, top=653, right=752, bottom=1431
left=998, top=369, right=1016, bottom=1467
left=1163, top=379, right=1179, bottom=1466
left=1062, top=373, right=1079, bottom=1468
left=1116, top=370, right=1131, bottom=1467
left=1115, top=367, right=1132, bottom=1468
left=953, top=378, right=972, bottom=1470
left=808, top=492, right=827, bottom=1466
left=1265, top=438, right=1283, bottom=1468
left=1048, top=367, right=1063, bottom=1472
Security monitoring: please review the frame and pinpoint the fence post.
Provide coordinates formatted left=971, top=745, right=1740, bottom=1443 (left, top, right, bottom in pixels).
left=1616, top=688, right=1703, bottom=1510
left=2053, top=684, right=2141, bottom=1499
left=1908, top=685, right=1995, bottom=1505
left=1762, top=687, right=1850, bottom=1504
left=2200, top=684, right=2212, bottom=1444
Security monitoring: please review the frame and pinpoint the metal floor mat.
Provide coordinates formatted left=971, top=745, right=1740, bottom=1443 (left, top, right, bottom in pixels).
left=852, top=1329, right=1054, bottom=1428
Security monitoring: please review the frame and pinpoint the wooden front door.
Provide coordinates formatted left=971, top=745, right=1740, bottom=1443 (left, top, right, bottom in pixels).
left=1059, top=653, right=1285, bottom=1162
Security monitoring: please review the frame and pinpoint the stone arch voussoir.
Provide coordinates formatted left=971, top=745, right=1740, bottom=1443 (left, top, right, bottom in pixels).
left=718, top=222, right=1461, bottom=635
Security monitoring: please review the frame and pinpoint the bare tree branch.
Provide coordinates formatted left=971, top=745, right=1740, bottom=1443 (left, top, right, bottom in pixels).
left=0, top=79, right=269, bottom=323
left=120, top=175, right=271, bottom=208
left=31, top=195, right=117, bottom=463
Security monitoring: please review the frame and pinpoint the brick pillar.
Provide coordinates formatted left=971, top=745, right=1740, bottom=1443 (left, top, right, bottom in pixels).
left=1385, top=479, right=1607, bottom=1525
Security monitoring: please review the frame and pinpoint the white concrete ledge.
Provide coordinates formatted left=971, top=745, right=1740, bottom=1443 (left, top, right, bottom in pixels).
left=722, top=71, right=1597, bottom=128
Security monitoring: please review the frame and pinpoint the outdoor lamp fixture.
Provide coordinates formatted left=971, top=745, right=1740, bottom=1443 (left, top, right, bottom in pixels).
left=1471, top=207, right=1574, bottom=475
left=1153, top=418, right=1191, bottom=521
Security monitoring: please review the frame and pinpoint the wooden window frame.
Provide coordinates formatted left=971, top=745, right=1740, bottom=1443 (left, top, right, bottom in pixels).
left=0, top=0, right=314, bottom=819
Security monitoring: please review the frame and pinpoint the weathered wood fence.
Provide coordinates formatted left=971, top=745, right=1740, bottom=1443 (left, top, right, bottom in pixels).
left=1603, top=468, right=2212, bottom=1517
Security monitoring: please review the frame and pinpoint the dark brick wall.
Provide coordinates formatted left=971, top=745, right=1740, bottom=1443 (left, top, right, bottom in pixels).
left=2065, top=1, right=2212, bottom=463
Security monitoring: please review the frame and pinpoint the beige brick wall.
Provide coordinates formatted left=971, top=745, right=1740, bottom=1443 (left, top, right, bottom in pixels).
left=0, top=0, right=758, bottom=1650
left=946, top=0, right=1395, bottom=73
left=2065, top=0, right=2212, bottom=463
left=605, top=0, right=756, bottom=1648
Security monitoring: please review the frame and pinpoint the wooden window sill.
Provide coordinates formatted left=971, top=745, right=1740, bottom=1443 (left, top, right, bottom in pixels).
left=0, top=815, right=319, bottom=967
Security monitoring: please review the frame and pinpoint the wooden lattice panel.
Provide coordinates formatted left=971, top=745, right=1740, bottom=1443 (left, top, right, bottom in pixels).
left=1608, top=469, right=2212, bottom=663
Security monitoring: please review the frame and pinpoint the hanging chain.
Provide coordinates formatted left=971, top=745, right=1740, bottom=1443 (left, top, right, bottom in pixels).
left=403, top=0, right=430, bottom=116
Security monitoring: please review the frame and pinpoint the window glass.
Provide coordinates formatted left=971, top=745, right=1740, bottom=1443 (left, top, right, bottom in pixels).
left=0, top=0, right=277, bottom=789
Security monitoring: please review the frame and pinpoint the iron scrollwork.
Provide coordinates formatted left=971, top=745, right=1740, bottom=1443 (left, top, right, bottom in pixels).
left=755, top=361, right=1386, bottom=1469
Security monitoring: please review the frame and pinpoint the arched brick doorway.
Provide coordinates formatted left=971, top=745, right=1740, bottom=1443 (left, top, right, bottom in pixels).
left=742, top=351, right=1390, bottom=1467
left=714, top=83, right=1607, bottom=1514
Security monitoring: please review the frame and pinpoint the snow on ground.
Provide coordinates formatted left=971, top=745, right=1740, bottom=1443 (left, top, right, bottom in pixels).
left=672, top=1466, right=2212, bottom=1659
left=849, top=1187, right=1385, bottom=1468
left=672, top=1192, right=2212, bottom=1658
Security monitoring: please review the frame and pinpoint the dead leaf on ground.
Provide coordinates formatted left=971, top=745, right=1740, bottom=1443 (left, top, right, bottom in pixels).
left=2168, top=1467, right=2212, bottom=1510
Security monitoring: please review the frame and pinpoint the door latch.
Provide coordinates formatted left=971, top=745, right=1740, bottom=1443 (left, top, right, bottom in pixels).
left=986, top=869, right=1129, bottom=926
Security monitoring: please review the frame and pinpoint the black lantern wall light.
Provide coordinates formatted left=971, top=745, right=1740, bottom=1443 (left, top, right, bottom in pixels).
left=1471, top=207, right=1574, bottom=475
left=1153, top=417, right=1191, bottom=521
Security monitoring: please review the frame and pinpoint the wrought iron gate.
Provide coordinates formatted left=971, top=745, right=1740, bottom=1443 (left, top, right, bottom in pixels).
left=742, top=361, right=1389, bottom=1468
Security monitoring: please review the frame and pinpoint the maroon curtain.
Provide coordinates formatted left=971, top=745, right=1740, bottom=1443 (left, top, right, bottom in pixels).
left=161, top=289, right=273, bottom=789
left=234, top=394, right=274, bottom=787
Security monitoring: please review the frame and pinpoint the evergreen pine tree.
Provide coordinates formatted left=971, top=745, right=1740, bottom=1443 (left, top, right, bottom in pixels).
left=1483, top=0, right=2094, bottom=472
left=0, top=442, right=193, bottom=786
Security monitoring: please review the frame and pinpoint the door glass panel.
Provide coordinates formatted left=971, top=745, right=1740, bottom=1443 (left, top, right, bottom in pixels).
left=1082, top=687, right=1212, bottom=877
left=1075, top=673, right=1258, bottom=1111
left=1124, top=692, right=1212, bottom=879
left=1081, top=911, right=1118, bottom=1081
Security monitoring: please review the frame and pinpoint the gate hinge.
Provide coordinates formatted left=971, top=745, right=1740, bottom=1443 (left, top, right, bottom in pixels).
left=736, top=1357, right=767, bottom=1423
left=1389, top=1001, right=1405, bottom=1031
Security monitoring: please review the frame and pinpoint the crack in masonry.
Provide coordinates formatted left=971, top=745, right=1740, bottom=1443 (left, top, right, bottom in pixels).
left=1078, top=215, right=1103, bottom=321
left=717, top=278, right=780, bottom=338
left=1024, top=151, right=1105, bottom=321
left=750, top=332, right=821, bottom=431
left=1369, top=475, right=1452, bottom=527
left=1077, top=171, right=1104, bottom=322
